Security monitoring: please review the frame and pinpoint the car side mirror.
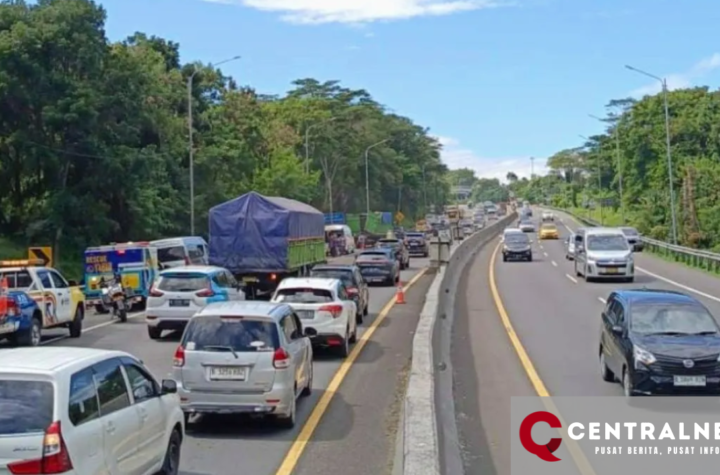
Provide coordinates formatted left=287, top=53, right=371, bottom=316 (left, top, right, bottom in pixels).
left=161, top=379, right=177, bottom=394
left=611, top=325, right=624, bottom=335
left=304, top=327, right=318, bottom=337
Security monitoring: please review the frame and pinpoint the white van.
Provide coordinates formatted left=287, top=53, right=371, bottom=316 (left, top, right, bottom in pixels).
left=151, top=236, right=208, bottom=269
left=325, top=224, right=356, bottom=255
left=574, top=228, right=634, bottom=282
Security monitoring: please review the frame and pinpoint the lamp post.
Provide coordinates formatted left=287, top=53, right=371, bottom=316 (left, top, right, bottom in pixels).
left=188, top=55, right=241, bottom=234
left=304, top=117, right=337, bottom=173
left=579, top=134, right=603, bottom=225
left=589, top=114, right=625, bottom=224
left=364, top=139, right=389, bottom=216
left=625, top=64, right=678, bottom=244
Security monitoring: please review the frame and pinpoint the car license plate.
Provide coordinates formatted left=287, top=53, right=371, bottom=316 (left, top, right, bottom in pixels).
left=169, top=299, right=190, bottom=307
left=674, top=375, right=706, bottom=386
left=0, top=322, right=16, bottom=334
left=242, top=276, right=258, bottom=283
left=209, top=366, right=247, bottom=381
left=296, top=310, right=314, bottom=320
left=604, top=268, right=620, bottom=274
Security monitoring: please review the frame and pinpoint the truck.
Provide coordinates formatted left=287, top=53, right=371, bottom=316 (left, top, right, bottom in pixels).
left=497, top=202, right=507, bottom=216
left=444, top=205, right=460, bottom=224
left=208, top=191, right=327, bottom=299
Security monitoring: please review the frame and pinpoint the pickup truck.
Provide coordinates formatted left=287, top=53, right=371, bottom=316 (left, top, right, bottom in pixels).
left=209, top=192, right=327, bottom=299
left=0, top=259, right=85, bottom=346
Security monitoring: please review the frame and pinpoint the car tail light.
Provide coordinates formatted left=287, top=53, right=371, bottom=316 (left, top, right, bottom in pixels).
left=7, top=421, right=73, bottom=474
left=273, top=347, right=290, bottom=369
left=149, top=287, right=164, bottom=297
left=196, top=288, right=214, bottom=297
left=346, top=287, right=358, bottom=295
left=318, top=304, right=343, bottom=318
left=173, top=345, right=185, bottom=367
left=0, top=297, right=18, bottom=316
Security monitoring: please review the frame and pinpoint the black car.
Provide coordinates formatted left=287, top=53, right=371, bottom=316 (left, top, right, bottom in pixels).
left=599, top=289, right=720, bottom=396
left=620, top=227, right=644, bottom=252
left=405, top=232, right=429, bottom=257
left=376, top=238, right=410, bottom=269
left=502, top=233, right=532, bottom=261
left=355, top=249, right=400, bottom=286
left=310, top=264, right=369, bottom=324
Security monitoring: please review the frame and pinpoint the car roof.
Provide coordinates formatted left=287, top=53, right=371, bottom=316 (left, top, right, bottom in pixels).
left=614, top=289, right=700, bottom=306
left=504, top=228, right=522, bottom=233
left=586, top=227, right=624, bottom=235
left=159, top=265, right=225, bottom=275
left=277, top=277, right=339, bottom=291
left=195, top=301, right=288, bottom=320
left=0, top=347, right=131, bottom=374
left=312, top=265, right=356, bottom=272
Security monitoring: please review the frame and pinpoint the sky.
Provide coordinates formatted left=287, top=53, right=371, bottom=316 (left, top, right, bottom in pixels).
left=97, top=0, right=720, bottom=182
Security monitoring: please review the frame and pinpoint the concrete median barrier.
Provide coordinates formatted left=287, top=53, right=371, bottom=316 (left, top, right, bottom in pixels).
left=397, top=214, right=517, bottom=475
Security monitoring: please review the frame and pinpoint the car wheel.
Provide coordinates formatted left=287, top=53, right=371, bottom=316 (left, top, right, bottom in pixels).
left=148, top=326, right=162, bottom=340
left=15, top=317, right=42, bottom=347
left=158, top=429, right=182, bottom=475
left=622, top=369, right=635, bottom=397
left=356, top=308, right=364, bottom=325
left=527, top=254, right=532, bottom=262
left=301, top=362, right=313, bottom=397
left=599, top=350, right=615, bottom=382
left=502, top=255, right=507, bottom=262
left=338, top=332, right=350, bottom=357
left=625, top=277, right=634, bottom=283
left=277, top=392, right=297, bottom=429
left=69, top=306, right=83, bottom=338
left=363, top=302, right=369, bottom=316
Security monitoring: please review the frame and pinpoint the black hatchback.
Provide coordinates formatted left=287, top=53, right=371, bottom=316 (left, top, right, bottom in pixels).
left=599, top=289, right=720, bottom=396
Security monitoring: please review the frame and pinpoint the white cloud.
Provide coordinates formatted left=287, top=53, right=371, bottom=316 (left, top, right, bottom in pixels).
left=435, top=135, right=547, bottom=183
left=211, top=0, right=506, bottom=24
left=630, top=53, right=720, bottom=97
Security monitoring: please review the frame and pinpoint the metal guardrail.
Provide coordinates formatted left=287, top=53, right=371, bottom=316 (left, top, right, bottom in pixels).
left=547, top=207, right=720, bottom=273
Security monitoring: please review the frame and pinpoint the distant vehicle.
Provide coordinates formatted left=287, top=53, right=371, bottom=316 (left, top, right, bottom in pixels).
left=564, top=233, right=576, bottom=260
left=376, top=238, right=410, bottom=269
left=325, top=224, right=356, bottom=255
left=272, top=277, right=357, bottom=357
left=310, top=264, right=369, bottom=324
left=519, top=219, right=535, bottom=233
left=151, top=236, right=209, bottom=269
left=355, top=249, right=400, bottom=286
left=599, top=289, right=720, bottom=396
left=539, top=223, right=559, bottom=240
left=541, top=211, right=554, bottom=222
left=173, top=301, right=315, bottom=428
left=146, top=266, right=245, bottom=340
left=620, top=227, right=644, bottom=252
left=574, top=228, right=634, bottom=282
left=405, top=232, right=429, bottom=257
left=0, top=347, right=184, bottom=473
left=502, top=232, right=532, bottom=262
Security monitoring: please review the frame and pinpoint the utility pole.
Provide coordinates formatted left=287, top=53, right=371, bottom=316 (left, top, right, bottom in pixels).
left=589, top=114, right=625, bottom=224
left=364, top=139, right=389, bottom=216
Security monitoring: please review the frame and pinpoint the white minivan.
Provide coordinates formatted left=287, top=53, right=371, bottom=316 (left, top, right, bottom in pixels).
left=574, top=228, right=634, bottom=282
left=325, top=225, right=356, bottom=255
left=151, top=236, right=208, bottom=269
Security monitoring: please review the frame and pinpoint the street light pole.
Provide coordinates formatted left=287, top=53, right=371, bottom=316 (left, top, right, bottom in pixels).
left=188, top=55, right=241, bottom=235
left=364, top=139, right=389, bottom=216
left=579, top=134, right=603, bottom=225
left=421, top=165, right=428, bottom=214
left=530, top=156, right=535, bottom=178
left=589, top=114, right=625, bottom=224
left=625, top=64, right=678, bottom=244
left=304, top=117, right=337, bottom=174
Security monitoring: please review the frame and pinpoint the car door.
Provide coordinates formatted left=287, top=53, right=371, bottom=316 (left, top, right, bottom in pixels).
left=67, top=367, right=111, bottom=475
left=48, top=270, right=73, bottom=323
left=91, top=357, right=142, bottom=475
left=120, top=357, right=167, bottom=474
left=354, top=269, right=368, bottom=312
left=574, top=234, right=586, bottom=274
left=280, top=313, right=306, bottom=390
left=604, top=299, right=625, bottom=376
left=35, top=269, right=60, bottom=326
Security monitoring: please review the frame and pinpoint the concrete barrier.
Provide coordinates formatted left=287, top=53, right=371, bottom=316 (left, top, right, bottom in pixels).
left=397, top=213, right=517, bottom=475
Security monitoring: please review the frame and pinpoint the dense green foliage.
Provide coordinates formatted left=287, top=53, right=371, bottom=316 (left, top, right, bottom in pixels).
left=0, top=0, right=451, bottom=264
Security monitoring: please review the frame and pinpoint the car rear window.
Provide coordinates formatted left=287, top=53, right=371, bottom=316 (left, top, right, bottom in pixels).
left=183, top=317, right=280, bottom=351
left=0, top=270, right=33, bottom=289
left=274, top=288, right=334, bottom=303
left=0, top=380, right=54, bottom=435
left=358, top=251, right=390, bottom=260
left=157, top=273, right=210, bottom=291
left=311, top=270, right=355, bottom=285
left=157, top=246, right=186, bottom=263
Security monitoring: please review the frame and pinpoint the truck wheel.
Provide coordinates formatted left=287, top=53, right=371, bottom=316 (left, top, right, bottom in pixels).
left=69, top=307, right=83, bottom=338
left=148, top=326, right=162, bottom=339
left=16, top=316, right=42, bottom=347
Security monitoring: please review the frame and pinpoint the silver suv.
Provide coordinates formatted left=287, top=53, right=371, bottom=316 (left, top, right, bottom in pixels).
left=172, top=301, right=316, bottom=429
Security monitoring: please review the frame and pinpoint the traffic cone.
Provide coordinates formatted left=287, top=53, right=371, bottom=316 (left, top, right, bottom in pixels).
left=396, top=282, right=406, bottom=304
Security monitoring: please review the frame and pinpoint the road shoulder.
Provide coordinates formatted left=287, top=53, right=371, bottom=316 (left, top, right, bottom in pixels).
left=290, top=273, right=434, bottom=475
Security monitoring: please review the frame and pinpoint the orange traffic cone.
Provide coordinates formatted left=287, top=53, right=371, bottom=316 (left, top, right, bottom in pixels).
left=396, top=282, right=406, bottom=304
left=0, top=277, right=8, bottom=314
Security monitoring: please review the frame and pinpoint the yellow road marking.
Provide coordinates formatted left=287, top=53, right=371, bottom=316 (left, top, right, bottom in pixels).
left=489, top=242, right=596, bottom=474
left=275, top=268, right=429, bottom=475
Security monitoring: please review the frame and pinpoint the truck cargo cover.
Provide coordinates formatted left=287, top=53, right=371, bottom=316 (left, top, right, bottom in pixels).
left=208, top=192, right=324, bottom=272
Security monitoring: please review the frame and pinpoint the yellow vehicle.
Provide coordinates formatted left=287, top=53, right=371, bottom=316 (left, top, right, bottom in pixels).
left=539, top=223, right=560, bottom=240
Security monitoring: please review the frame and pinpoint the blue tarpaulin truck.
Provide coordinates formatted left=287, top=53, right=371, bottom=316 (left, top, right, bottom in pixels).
left=209, top=192, right=327, bottom=299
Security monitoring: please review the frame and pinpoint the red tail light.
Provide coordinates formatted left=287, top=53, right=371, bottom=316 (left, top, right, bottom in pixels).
left=149, top=287, right=164, bottom=297
left=273, top=347, right=290, bottom=368
left=0, top=297, right=18, bottom=316
left=318, top=304, right=343, bottom=318
left=195, top=288, right=215, bottom=297
left=346, top=287, right=358, bottom=295
left=7, top=421, right=73, bottom=474
left=173, top=345, right=185, bottom=367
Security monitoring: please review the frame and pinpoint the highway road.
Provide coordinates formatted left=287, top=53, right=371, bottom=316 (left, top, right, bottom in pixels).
left=37, top=254, right=431, bottom=475
left=451, top=209, right=720, bottom=475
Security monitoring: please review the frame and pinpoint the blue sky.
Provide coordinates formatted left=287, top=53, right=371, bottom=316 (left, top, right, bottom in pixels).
left=97, top=0, right=720, bottom=181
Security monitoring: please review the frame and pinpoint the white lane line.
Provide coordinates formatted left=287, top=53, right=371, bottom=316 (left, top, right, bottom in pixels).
left=539, top=245, right=544, bottom=249
left=40, top=311, right=145, bottom=346
left=552, top=261, right=558, bottom=267
left=566, top=274, right=578, bottom=284
left=598, top=297, right=606, bottom=304
left=543, top=252, right=548, bottom=257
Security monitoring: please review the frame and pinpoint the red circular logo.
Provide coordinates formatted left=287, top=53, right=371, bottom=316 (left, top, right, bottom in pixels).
left=519, top=411, right=562, bottom=462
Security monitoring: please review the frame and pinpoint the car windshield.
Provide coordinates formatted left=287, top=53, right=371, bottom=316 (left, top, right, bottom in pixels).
left=183, top=317, right=280, bottom=351
left=630, top=304, right=720, bottom=335
left=156, top=273, right=210, bottom=292
left=506, top=234, right=529, bottom=244
left=621, top=227, right=639, bottom=236
left=157, top=246, right=186, bottom=263
left=274, top=287, right=334, bottom=303
left=587, top=235, right=629, bottom=251
left=0, top=380, right=54, bottom=435
left=310, top=269, right=354, bottom=285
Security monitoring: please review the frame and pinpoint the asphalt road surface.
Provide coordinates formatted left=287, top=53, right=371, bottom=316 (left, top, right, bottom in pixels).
left=451, top=209, right=720, bottom=474
left=40, top=254, right=430, bottom=475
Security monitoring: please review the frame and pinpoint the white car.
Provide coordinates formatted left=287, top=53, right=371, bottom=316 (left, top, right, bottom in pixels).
left=146, top=265, right=245, bottom=339
left=271, top=277, right=358, bottom=357
left=541, top=211, right=554, bottom=221
left=0, top=347, right=184, bottom=475
left=519, top=220, right=535, bottom=232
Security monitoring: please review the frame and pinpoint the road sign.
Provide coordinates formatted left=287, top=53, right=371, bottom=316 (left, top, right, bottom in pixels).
left=28, top=247, right=52, bottom=267
left=395, top=211, right=405, bottom=224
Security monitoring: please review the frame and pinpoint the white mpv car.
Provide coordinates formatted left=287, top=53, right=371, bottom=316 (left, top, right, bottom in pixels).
left=0, top=347, right=184, bottom=475
left=271, top=278, right=357, bottom=357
